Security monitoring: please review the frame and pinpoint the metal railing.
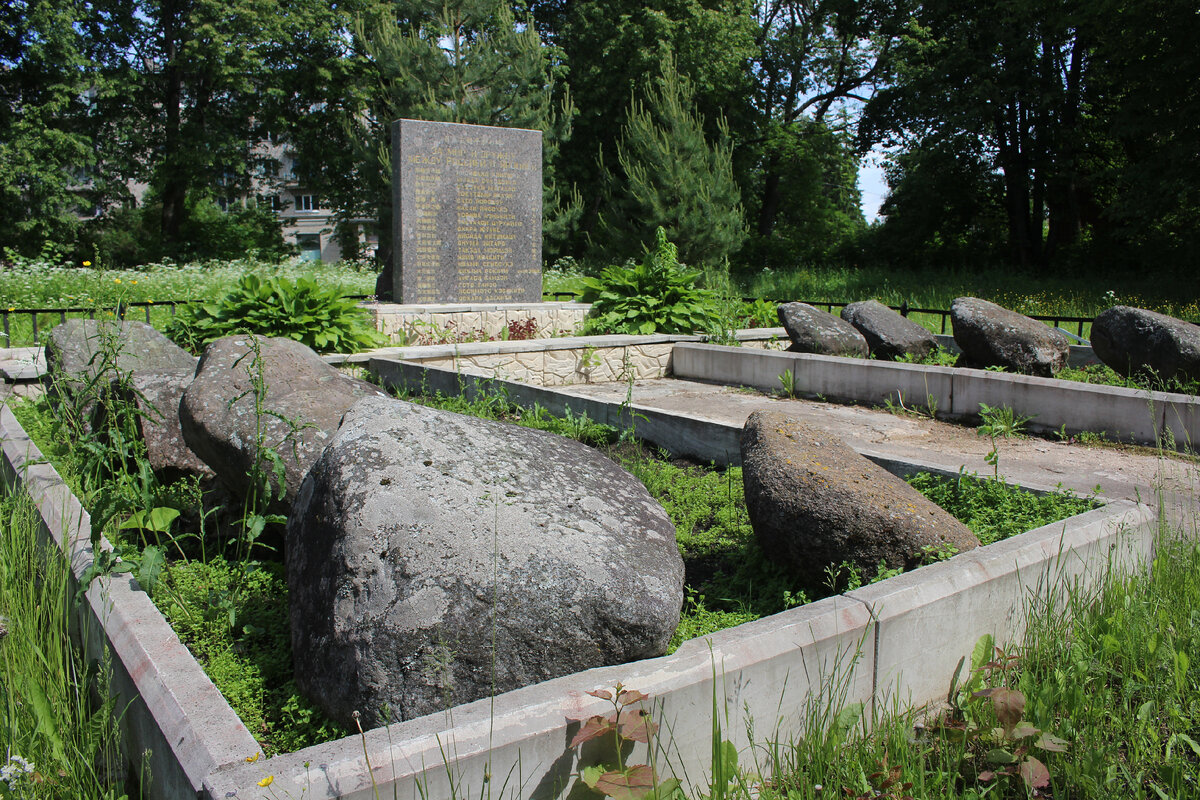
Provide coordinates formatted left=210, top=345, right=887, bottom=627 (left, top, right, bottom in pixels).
left=1, top=293, right=1096, bottom=347
left=1, top=295, right=379, bottom=347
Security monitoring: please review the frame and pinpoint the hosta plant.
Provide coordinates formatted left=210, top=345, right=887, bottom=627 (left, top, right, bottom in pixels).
left=166, top=273, right=386, bottom=354
left=581, top=227, right=721, bottom=335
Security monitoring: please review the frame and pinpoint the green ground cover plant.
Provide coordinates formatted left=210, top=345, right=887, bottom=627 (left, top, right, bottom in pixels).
left=9, top=379, right=345, bottom=758
left=580, top=227, right=722, bottom=335
left=164, top=273, right=386, bottom=354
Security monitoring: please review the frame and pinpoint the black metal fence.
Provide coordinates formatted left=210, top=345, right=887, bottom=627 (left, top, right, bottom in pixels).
left=2, top=294, right=1093, bottom=347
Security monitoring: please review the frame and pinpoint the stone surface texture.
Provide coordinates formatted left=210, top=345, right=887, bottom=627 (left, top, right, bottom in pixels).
left=413, top=343, right=673, bottom=385
left=777, top=302, right=869, bottom=357
left=44, top=319, right=196, bottom=395
left=1091, top=305, right=1200, bottom=384
left=950, top=297, right=1069, bottom=376
left=43, top=319, right=198, bottom=437
left=179, top=335, right=385, bottom=509
left=841, top=300, right=936, bottom=361
left=740, top=410, right=979, bottom=592
left=287, top=395, right=684, bottom=727
left=371, top=304, right=590, bottom=341
left=129, top=370, right=214, bottom=482
left=392, top=119, right=542, bottom=303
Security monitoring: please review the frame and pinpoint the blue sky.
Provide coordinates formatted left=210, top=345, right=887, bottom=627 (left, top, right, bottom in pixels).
left=859, top=153, right=888, bottom=223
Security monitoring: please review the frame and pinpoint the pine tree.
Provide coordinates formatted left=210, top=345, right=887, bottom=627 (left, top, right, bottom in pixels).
left=596, top=55, right=746, bottom=267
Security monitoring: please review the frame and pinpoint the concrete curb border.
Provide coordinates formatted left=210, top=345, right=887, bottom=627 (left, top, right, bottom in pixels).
left=0, top=403, right=259, bottom=799
left=0, top=365, right=1161, bottom=799
left=671, top=342, right=1199, bottom=452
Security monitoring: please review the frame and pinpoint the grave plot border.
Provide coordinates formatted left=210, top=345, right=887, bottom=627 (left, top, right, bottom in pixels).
left=0, top=361, right=1158, bottom=799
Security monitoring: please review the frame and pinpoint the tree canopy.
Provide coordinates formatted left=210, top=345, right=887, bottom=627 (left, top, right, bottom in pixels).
left=2, top=0, right=1196, bottom=278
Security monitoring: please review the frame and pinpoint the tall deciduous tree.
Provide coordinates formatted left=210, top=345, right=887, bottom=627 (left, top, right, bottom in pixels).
left=860, top=0, right=1102, bottom=270
left=748, top=0, right=906, bottom=242
left=0, top=0, right=99, bottom=257
left=596, top=56, right=746, bottom=266
left=86, top=0, right=340, bottom=259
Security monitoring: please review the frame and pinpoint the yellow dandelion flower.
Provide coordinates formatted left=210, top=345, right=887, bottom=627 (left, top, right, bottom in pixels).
left=6, top=307, right=13, bottom=312
left=114, top=278, right=122, bottom=284
left=258, top=775, right=274, bottom=787
left=246, top=752, right=261, bottom=763
left=131, top=280, right=138, bottom=285
left=83, top=260, right=92, bottom=266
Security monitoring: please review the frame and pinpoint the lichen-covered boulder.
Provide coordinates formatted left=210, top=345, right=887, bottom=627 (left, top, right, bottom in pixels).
left=44, top=319, right=196, bottom=404
left=179, top=335, right=385, bottom=510
left=777, top=302, right=868, bottom=357
left=841, top=300, right=937, bottom=361
left=287, top=395, right=684, bottom=727
left=128, top=369, right=214, bottom=482
left=951, top=297, right=1069, bottom=376
left=740, top=410, right=978, bottom=592
left=1091, top=306, right=1200, bottom=385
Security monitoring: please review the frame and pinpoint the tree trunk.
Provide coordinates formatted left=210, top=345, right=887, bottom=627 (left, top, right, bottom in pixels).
left=159, top=0, right=186, bottom=253
left=757, top=152, right=782, bottom=237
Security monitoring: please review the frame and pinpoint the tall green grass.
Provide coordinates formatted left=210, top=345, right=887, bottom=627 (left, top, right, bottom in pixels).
left=0, top=488, right=130, bottom=799
left=0, top=257, right=378, bottom=347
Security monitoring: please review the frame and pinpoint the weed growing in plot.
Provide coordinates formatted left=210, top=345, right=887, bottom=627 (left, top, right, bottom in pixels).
left=0, top=489, right=131, bottom=800
left=905, top=470, right=1098, bottom=545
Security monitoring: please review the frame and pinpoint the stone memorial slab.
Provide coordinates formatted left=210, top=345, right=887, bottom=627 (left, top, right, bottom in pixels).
left=391, top=119, right=542, bottom=303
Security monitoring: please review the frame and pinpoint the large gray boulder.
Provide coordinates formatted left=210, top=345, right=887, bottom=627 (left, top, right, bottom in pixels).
left=179, top=335, right=385, bottom=510
left=288, top=395, right=684, bottom=727
left=741, top=410, right=978, bottom=592
left=44, top=319, right=196, bottom=403
left=951, top=297, right=1069, bottom=376
left=777, top=302, right=868, bottom=357
left=1091, top=306, right=1200, bottom=385
left=841, top=300, right=937, bottom=361
left=128, top=370, right=214, bottom=483
left=43, top=319, right=199, bottom=439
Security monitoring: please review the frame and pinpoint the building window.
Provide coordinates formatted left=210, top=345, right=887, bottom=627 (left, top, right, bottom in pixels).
left=295, top=194, right=318, bottom=212
left=257, top=194, right=281, bottom=211
left=297, top=233, right=322, bottom=262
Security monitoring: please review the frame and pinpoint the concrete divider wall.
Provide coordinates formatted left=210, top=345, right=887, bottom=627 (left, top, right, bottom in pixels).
left=0, top=404, right=259, bottom=800
left=671, top=343, right=1199, bottom=452
left=0, top=371, right=1163, bottom=800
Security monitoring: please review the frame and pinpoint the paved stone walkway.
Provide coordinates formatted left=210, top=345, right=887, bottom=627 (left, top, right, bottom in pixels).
left=561, top=378, right=1198, bottom=515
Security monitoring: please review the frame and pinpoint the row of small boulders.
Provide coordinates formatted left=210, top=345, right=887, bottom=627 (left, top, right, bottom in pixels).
left=777, top=300, right=937, bottom=361
left=778, top=295, right=1200, bottom=382
left=43, top=321, right=685, bottom=728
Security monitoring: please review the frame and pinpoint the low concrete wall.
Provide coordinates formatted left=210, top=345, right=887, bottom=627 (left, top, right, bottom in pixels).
left=329, top=330, right=788, bottom=385
left=0, top=374, right=1163, bottom=800
left=363, top=301, right=591, bottom=343
left=0, top=404, right=259, bottom=800
left=672, top=343, right=1199, bottom=452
